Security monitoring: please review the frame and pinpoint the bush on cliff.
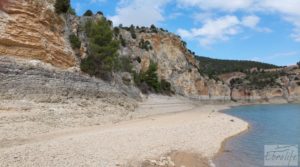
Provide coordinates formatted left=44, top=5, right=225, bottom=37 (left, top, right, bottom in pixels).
left=69, top=33, right=81, bottom=49
left=83, top=10, right=93, bottom=16
left=150, top=24, right=158, bottom=33
left=143, top=61, right=161, bottom=92
left=67, top=7, right=76, bottom=15
left=297, top=61, right=300, bottom=67
left=81, top=19, right=119, bottom=80
left=119, top=35, right=126, bottom=47
left=55, top=0, right=70, bottom=14
left=117, top=56, right=133, bottom=73
left=134, top=61, right=173, bottom=94
left=139, top=39, right=152, bottom=51
left=160, top=79, right=172, bottom=94
left=130, top=25, right=137, bottom=39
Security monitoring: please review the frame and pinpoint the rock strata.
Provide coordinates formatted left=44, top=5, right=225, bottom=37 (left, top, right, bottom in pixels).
left=0, top=0, right=76, bottom=68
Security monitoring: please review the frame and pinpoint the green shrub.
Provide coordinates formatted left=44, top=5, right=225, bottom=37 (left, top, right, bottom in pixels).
left=119, top=35, right=126, bottom=47
left=117, top=56, right=133, bottom=72
left=83, top=10, right=93, bottom=16
left=80, top=56, right=98, bottom=76
left=297, top=61, right=300, bottom=67
left=69, top=33, right=81, bottom=49
left=130, top=25, right=136, bottom=39
left=96, top=11, right=103, bottom=15
left=54, top=0, right=70, bottom=14
left=181, top=40, right=187, bottom=47
left=81, top=19, right=119, bottom=80
left=160, top=79, right=172, bottom=94
left=113, top=27, right=120, bottom=36
left=150, top=24, right=158, bottom=33
left=134, top=61, right=172, bottom=94
left=143, top=61, right=161, bottom=92
left=67, top=7, right=76, bottom=15
left=139, top=39, right=152, bottom=51
left=136, top=57, right=141, bottom=63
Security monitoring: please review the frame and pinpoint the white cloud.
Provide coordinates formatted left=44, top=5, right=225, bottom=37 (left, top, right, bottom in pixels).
left=176, top=0, right=253, bottom=12
left=193, top=12, right=214, bottom=23
left=258, top=0, right=300, bottom=16
left=242, top=15, right=272, bottom=33
left=106, top=0, right=300, bottom=44
left=177, top=0, right=300, bottom=42
left=177, top=15, right=271, bottom=47
left=178, top=15, right=241, bottom=47
left=108, top=0, right=170, bottom=27
left=242, top=15, right=260, bottom=28
left=257, top=0, right=300, bottom=41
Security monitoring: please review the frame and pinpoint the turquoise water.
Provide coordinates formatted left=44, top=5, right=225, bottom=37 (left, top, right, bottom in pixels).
left=214, top=104, right=300, bottom=167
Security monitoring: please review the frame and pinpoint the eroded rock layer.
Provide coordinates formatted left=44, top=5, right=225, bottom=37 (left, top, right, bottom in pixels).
left=0, top=0, right=75, bottom=68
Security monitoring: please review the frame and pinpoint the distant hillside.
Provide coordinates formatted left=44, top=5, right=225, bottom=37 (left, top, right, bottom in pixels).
left=196, top=56, right=280, bottom=77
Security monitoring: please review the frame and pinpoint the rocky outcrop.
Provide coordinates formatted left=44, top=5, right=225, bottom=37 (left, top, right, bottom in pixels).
left=0, top=56, right=140, bottom=103
left=119, top=29, right=231, bottom=100
left=0, top=0, right=76, bottom=68
left=228, top=69, right=300, bottom=102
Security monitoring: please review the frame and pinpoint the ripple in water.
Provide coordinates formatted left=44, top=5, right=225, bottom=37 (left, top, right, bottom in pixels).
left=214, top=104, right=300, bottom=167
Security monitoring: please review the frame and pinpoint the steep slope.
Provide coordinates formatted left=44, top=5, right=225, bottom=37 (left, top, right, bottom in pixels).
left=0, top=0, right=76, bottom=68
left=118, top=28, right=231, bottom=100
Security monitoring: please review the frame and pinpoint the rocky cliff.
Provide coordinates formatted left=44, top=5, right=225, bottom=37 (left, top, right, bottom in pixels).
left=118, top=28, right=231, bottom=101
left=220, top=68, right=300, bottom=102
left=116, top=27, right=300, bottom=102
left=0, top=2, right=299, bottom=103
left=0, top=0, right=76, bottom=68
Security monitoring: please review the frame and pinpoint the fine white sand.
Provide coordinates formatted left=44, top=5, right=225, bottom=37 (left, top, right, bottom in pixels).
left=0, top=95, right=248, bottom=167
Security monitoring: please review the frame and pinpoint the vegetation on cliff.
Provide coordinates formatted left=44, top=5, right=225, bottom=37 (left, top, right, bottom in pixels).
left=54, top=0, right=70, bottom=14
left=297, top=61, right=300, bottom=67
left=69, top=34, right=81, bottom=49
left=134, top=61, right=172, bottom=94
left=83, top=10, right=93, bottom=16
left=80, top=19, right=119, bottom=80
left=230, top=71, right=285, bottom=90
left=139, top=39, right=152, bottom=51
left=196, top=56, right=279, bottom=78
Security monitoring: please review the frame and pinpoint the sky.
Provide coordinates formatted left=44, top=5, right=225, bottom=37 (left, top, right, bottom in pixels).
left=71, top=0, right=300, bottom=66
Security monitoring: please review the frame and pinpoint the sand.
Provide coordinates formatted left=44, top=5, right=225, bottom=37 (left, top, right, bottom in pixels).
left=0, top=95, right=248, bottom=167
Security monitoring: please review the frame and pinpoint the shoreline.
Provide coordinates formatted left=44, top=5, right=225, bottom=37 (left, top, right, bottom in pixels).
left=136, top=97, right=299, bottom=167
left=130, top=95, right=251, bottom=167
left=0, top=95, right=249, bottom=167
left=1, top=95, right=297, bottom=166
left=212, top=120, right=251, bottom=166
left=211, top=101, right=300, bottom=167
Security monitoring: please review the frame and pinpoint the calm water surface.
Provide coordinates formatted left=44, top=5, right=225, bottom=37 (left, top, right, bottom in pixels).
left=214, top=104, right=300, bottom=167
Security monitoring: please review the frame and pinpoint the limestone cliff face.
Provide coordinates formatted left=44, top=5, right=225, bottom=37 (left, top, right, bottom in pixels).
left=0, top=0, right=76, bottom=68
left=220, top=69, right=300, bottom=102
left=118, top=28, right=300, bottom=102
left=119, top=29, right=231, bottom=100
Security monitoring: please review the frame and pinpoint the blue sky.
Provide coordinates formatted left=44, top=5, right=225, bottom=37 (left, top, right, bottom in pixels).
left=71, top=0, right=300, bottom=66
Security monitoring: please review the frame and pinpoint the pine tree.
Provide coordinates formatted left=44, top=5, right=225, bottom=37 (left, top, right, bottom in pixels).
left=54, top=0, right=70, bottom=14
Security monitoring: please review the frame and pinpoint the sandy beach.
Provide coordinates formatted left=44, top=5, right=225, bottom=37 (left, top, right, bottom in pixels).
left=0, top=95, right=249, bottom=167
